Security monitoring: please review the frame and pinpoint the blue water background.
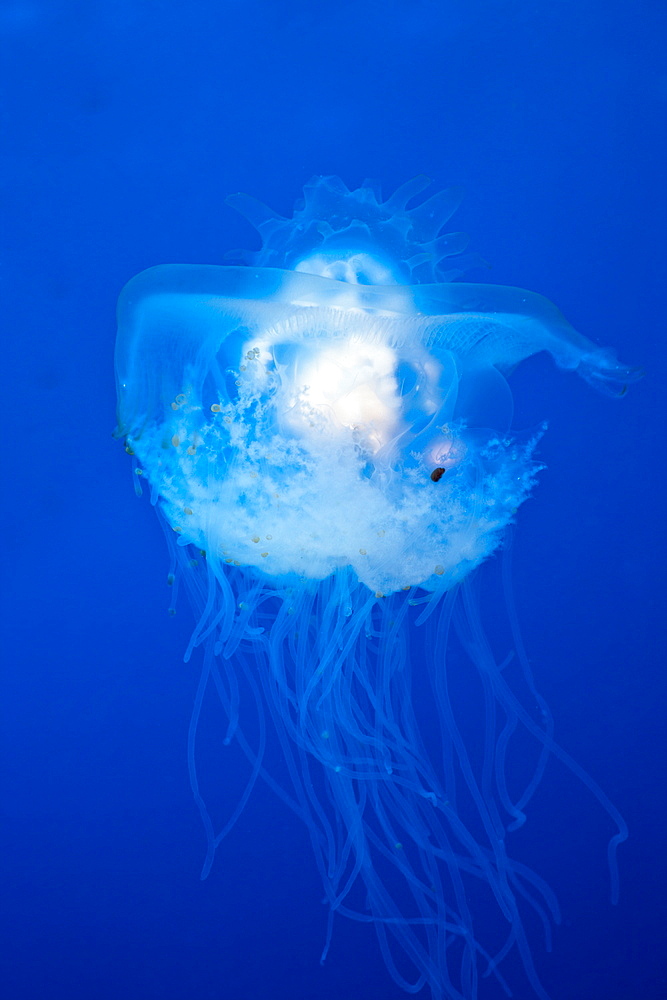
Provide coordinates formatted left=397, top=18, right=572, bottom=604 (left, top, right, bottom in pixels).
left=2, top=2, right=665, bottom=998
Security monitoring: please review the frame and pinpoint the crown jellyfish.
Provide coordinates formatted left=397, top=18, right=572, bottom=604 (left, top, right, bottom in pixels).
left=115, top=177, right=640, bottom=1000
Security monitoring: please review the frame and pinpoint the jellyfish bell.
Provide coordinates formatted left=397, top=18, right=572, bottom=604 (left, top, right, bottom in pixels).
left=116, top=177, right=639, bottom=999
left=117, top=269, right=534, bottom=595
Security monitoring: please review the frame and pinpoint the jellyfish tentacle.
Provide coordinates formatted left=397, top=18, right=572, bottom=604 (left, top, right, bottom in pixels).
left=225, top=191, right=286, bottom=231
left=407, top=186, right=466, bottom=242
left=384, top=174, right=432, bottom=210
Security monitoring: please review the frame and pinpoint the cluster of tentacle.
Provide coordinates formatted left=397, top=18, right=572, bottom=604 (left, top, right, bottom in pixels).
left=226, top=175, right=480, bottom=284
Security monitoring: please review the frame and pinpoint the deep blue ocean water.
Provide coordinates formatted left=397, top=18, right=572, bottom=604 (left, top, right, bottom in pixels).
left=2, top=2, right=665, bottom=998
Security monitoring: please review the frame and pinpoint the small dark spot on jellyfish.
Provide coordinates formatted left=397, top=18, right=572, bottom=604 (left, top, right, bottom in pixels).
left=430, top=467, right=446, bottom=482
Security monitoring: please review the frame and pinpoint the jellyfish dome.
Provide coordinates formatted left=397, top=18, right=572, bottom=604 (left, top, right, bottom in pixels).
left=115, top=177, right=638, bottom=1000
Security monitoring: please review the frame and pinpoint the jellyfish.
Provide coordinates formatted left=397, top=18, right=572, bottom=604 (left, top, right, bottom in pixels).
left=115, top=177, right=640, bottom=1000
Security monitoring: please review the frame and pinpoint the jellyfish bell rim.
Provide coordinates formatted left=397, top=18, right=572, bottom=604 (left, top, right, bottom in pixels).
left=115, top=260, right=638, bottom=409
left=114, top=258, right=639, bottom=598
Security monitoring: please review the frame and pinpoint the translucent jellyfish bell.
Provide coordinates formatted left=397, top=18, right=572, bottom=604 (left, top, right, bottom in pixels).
left=116, top=202, right=638, bottom=596
left=115, top=177, right=639, bottom=1000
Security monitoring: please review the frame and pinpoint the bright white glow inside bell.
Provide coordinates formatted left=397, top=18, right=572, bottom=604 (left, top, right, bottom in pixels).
left=279, top=338, right=402, bottom=452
